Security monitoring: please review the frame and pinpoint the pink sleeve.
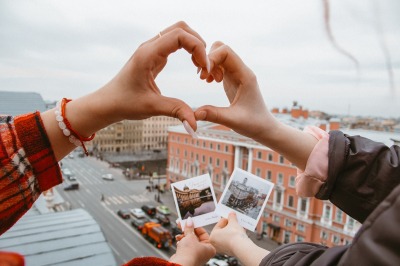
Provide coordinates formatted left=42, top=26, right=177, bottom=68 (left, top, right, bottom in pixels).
left=295, top=126, right=329, bottom=197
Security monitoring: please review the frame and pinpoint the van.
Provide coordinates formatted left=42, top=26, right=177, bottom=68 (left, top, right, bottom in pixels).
left=63, top=182, right=79, bottom=191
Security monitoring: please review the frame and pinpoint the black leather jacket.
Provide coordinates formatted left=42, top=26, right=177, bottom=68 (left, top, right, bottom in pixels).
left=260, top=131, right=400, bottom=266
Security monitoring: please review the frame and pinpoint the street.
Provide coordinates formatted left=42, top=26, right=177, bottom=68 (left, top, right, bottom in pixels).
left=56, top=154, right=177, bottom=265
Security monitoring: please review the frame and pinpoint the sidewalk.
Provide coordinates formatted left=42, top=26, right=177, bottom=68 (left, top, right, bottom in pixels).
left=158, top=190, right=279, bottom=252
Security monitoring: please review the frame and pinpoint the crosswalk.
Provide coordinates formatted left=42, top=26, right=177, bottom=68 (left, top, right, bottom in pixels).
left=103, top=194, right=150, bottom=206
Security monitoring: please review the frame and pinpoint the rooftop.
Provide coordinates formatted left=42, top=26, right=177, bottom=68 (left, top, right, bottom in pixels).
left=0, top=208, right=116, bottom=266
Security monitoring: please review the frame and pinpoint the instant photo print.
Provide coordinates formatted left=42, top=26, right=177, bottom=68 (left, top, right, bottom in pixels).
left=216, top=168, right=274, bottom=231
left=171, top=174, right=220, bottom=230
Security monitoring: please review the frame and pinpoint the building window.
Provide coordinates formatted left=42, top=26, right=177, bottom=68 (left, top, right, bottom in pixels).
left=297, top=198, right=309, bottom=218
left=274, top=189, right=283, bottom=209
left=285, top=219, right=292, bottom=227
left=225, top=145, right=229, bottom=152
left=268, top=154, right=273, bottom=161
left=297, top=223, right=305, bottom=232
left=203, top=142, right=206, bottom=148
left=273, top=215, right=280, bottom=223
left=210, top=143, right=213, bottom=149
left=322, top=203, right=332, bottom=225
left=257, top=151, right=262, bottom=159
left=336, top=208, right=343, bottom=223
left=277, top=173, right=283, bottom=185
left=296, top=235, right=305, bottom=242
left=283, top=231, right=291, bottom=244
left=215, top=174, right=219, bottom=183
left=266, top=170, right=272, bottom=180
left=345, top=217, right=355, bottom=232
left=216, top=158, right=220, bottom=167
left=217, top=144, right=221, bottom=151
left=321, top=230, right=328, bottom=240
left=209, top=157, right=213, bottom=164
left=202, top=155, right=206, bottom=163
left=288, top=195, right=294, bottom=208
left=224, top=160, right=228, bottom=168
left=256, top=168, right=261, bottom=176
left=289, top=176, right=295, bottom=187
left=177, top=148, right=180, bottom=155
left=279, top=155, right=284, bottom=164
left=332, top=235, right=340, bottom=245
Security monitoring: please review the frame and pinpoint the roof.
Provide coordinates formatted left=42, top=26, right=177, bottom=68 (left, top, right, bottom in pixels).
left=0, top=208, right=116, bottom=266
left=168, top=114, right=400, bottom=148
left=0, top=91, right=47, bottom=116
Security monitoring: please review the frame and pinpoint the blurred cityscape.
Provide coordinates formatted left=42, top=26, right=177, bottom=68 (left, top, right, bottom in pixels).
left=0, top=91, right=399, bottom=265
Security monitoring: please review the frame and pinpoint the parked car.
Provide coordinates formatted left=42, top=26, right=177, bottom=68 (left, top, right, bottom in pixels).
left=212, top=254, right=239, bottom=266
left=68, top=153, right=74, bottom=159
left=141, top=204, right=156, bottom=217
left=131, top=208, right=146, bottom=219
left=68, top=175, right=77, bottom=181
left=62, top=168, right=73, bottom=178
left=206, top=258, right=229, bottom=266
left=131, top=217, right=148, bottom=230
left=154, top=213, right=170, bottom=226
left=63, top=182, right=79, bottom=191
left=101, top=174, right=114, bottom=181
left=169, top=222, right=182, bottom=240
left=156, top=205, right=171, bottom=215
left=117, top=209, right=130, bottom=219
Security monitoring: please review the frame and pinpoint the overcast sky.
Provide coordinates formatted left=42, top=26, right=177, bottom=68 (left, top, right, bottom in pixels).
left=1, top=0, right=399, bottom=117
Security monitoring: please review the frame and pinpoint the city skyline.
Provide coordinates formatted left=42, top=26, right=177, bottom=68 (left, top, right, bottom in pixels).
left=0, top=1, right=399, bottom=117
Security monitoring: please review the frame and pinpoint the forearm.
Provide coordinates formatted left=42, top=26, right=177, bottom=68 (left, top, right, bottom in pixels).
left=231, top=236, right=269, bottom=266
left=41, top=86, right=121, bottom=161
left=253, top=115, right=318, bottom=170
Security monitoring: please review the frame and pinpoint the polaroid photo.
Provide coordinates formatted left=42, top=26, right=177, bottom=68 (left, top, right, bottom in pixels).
left=216, top=168, right=274, bottom=231
left=171, top=174, right=220, bottom=230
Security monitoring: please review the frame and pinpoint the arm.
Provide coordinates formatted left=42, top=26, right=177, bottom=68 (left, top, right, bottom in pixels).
left=0, top=21, right=209, bottom=236
left=195, top=42, right=317, bottom=170
left=210, top=212, right=269, bottom=266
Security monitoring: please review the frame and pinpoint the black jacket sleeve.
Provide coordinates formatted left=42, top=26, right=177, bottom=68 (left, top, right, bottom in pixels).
left=316, top=131, right=400, bottom=223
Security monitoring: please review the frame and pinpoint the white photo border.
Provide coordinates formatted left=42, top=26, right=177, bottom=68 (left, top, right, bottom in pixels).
left=216, top=168, right=274, bottom=231
left=171, top=174, right=220, bottom=230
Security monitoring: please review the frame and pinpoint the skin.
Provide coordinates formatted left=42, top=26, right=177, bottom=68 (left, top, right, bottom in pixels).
left=195, top=41, right=318, bottom=170
left=210, top=212, right=269, bottom=266
left=41, top=21, right=210, bottom=161
left=170, top=217, right=216, bottom=266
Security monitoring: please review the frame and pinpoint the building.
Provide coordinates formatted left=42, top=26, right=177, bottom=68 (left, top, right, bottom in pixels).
left=167, top=106, right=400, bottom=247
left=0, top=91, right=47, bottom=116
left=91, top=116, right=181, bottom=154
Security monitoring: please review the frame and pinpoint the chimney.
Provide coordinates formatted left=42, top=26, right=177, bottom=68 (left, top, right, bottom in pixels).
left=291, top=106, right=301, bottom=119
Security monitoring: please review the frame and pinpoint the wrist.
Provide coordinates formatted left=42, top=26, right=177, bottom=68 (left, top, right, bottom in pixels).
left=169, top=253, right=196, bottom=266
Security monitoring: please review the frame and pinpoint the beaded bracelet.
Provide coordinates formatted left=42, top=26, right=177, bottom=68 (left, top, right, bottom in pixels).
left=55, top=98, right=95, bottom=156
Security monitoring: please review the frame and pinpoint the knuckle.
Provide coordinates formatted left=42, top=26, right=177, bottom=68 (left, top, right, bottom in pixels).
left=175, top=21, right=189, bottom=29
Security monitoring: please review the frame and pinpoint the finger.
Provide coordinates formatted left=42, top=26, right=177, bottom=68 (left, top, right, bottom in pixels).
left=195, top=105, right=235, bottom=128
left=194, top=227, right=210, bottom=242
left=228, top=211, right=238, bottom=223
left=175, top=234, right=184, bottom=241
left=184, top=217, right=195, bottom=236
left=214, top=217, right=229, bottom=229
left=154, top=28, right=209, bottom=71
left=147, top=21, right=206, bottom=47
left=150, top=95, right=197, bottom=132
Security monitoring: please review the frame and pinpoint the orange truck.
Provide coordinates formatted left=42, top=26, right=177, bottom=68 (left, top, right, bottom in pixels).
left=141, top=222, right=172, bottom=249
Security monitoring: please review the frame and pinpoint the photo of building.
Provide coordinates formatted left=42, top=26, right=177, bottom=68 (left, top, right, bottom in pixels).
left=173, top=184, right=215, bottom=219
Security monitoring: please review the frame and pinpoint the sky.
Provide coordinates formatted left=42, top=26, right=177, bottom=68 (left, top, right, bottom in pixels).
left=0, top=0, right=399, bottom=118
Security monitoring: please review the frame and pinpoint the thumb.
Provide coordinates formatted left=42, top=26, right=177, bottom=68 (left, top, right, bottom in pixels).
left=195, top=105, right=233, bottom=127
left=184, top=217, right=195, bottom=235
left=228, top=211, right=239, bottom=224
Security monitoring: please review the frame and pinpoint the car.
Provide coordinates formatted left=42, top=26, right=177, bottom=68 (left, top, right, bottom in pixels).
left=117, top=209, right=130, bottom=219
left=68, top=153, right=74, bottom=159
left=130, top=208, right=146, bottom=219
left=63, top=182, right=79, bottom=191
left=68, top=175, right=77, bottom=181
left=169, top=222, right=183, bottom=240
left=154, top=213, right=170, bottom=226
left=101, top=174, right=114, bottom=181
left=141, top=204, right=156, bottom=217
left=206, top=258, right=229, bottom=266
left=131, top=217, right=148, bottom=230
left=156, top=205, right=171, bottom=215
left=62, top=168, right=73, bottom=178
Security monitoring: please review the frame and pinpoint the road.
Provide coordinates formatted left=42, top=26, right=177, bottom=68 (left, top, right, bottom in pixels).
left=56, top=154, right=178, bottom=265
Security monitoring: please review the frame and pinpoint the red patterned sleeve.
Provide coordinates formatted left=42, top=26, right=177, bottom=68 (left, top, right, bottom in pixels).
left=0, top=112, right=62, bottom=235
left=124, top=257, right=181, bottom=266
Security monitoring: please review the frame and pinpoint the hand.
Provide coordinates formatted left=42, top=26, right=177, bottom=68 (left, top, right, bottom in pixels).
left=194, top=42, right=318, bottom=170
left=209, top=212, right=248, bottom=256
left=195, top=41, right=278, bottom=142
left=170, top=217, right=216, bottom=266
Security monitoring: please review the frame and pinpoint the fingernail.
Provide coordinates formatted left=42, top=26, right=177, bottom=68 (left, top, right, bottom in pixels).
left=206, top=56, right=211, bottom=73
left=197, top=111, right=206, bottom=121
left=183, top=120, right=198, bottom=139
left=187, top=216, right=193, bottom=227
left=176, top=219, right=180, bottom=224
left=197, top=66, right=201, bottom=74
